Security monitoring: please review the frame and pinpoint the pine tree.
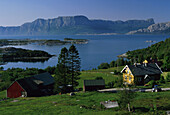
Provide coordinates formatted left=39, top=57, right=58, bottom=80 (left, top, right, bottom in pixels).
left=54, top=47, right=69, bottom=93
left=68, top=45, right=81, bottom=91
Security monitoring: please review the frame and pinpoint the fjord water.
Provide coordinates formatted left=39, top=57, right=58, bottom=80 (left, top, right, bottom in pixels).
left=0, top=35, right=169, bottom=70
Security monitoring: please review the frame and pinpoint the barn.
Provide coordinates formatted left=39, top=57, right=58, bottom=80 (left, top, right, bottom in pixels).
left=7, top=72, right=54, bottom=98
left=83, top=79, right=105, bottom=91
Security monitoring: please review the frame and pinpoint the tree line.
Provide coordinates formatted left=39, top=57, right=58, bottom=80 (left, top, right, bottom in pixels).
left=97, top=38, right=170, bottom=71
left=97, top=58, right=130, bottom=69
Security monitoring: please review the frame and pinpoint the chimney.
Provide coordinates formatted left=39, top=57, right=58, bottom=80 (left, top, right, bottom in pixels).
left=143, top=60, right=148, bottom=67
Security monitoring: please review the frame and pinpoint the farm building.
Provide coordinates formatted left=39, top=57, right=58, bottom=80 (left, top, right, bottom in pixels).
left=121, top=61, right=162, bottom=85
left=83, top=79, right=105, bottom=91
left=7, top=72, right=54, bottom=98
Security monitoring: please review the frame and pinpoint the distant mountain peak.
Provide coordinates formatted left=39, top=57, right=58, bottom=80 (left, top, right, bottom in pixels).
left=0, top=15, right=156, bottom=35
left=127, top=21, right=170, bottom=35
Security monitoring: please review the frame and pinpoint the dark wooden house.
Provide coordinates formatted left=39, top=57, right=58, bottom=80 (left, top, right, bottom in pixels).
left=7, top=72, right=54, bottom=98
left=83, top=79, right=105, bottom=91
left=121, top=62, right=162, bottom=85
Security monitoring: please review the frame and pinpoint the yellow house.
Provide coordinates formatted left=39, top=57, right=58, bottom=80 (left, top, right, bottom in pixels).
left=121, top=62, right=162, bottom=85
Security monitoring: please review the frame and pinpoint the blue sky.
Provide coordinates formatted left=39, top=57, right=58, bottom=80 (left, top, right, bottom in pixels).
left=0, top=0, right=170, bottom=26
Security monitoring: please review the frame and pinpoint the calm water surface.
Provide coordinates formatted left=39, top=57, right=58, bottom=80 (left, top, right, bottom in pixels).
left=0, top=35, right=169, bottom=70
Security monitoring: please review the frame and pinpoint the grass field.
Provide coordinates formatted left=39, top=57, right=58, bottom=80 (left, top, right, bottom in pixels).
left=0, top=67, right=170, bottom=114
left=0, top=91, right=169, bottom=115
left=0, top=90, right=6, bottom=99
left=78, top=67, right=170, bottom=89
left=78, top=66, right=123, bottom=89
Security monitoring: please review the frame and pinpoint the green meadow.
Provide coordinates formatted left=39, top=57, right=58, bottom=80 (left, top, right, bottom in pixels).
left=0, top=67, right=170, bottom=114
left=78, top=66, right=124, bottom=89
left=0, top=91, right=170, bottom=115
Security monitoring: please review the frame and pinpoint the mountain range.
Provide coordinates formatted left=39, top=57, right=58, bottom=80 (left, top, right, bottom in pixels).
left=0, top=15, right=156, bottom=35
left=127, top=21, right=170, bottom=35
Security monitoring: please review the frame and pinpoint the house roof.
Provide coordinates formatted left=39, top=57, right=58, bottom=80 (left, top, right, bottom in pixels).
left=84, top=80, right=105, bottom=86
left=17, top=77, right=39, bottom=93
left=32, top=72, right=54, bottom=86
left=16, top=72, right=54, bottom=92
left=122, top=63, right=162, bottom=76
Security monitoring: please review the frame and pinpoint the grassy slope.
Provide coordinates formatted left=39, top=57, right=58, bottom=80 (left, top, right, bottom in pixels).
left=78, top=67, right=170, bottom=88
left=78, top=66, right=124, bottom=88
left=0, top=91, right=169, bottom=115
left=0, top=67, right=170, bottom=114
left=0, top=90, right=6, bottom=99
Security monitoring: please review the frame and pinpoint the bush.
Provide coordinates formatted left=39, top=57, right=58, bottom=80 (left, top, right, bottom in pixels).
left=45, top=66, right=56, bottom=74
left=95, top=77, right=103, bottom=80
left=114, top=70, right=118, bottom=75
left=110, top=61, right=115, bottom=67
left=117, top=88, right=137, bottom=111
left=0, top=67, right=4, bottom=70
left=113, top=76, right=123, bottom=88
left=98, top=63, right=110, bottom=69
left=92, top=68, right=96, bottom=70
left=147, top=80, right=156, bottom=88
left=157, top=76, right=165, bottom=84
left=108, top=81, right=114, bottom=88
left=166, top=73, right=170, bottom=82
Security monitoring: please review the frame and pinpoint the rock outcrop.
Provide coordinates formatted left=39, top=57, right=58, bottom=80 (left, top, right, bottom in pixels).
left=127, top=21, right=170, bottom=34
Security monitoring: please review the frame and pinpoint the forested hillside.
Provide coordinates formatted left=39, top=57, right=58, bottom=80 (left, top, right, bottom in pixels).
left=127, top=38, right=170, bottom=70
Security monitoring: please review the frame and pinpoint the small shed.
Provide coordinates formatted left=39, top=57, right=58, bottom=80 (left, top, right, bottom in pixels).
left=7, top=72, right=54, bottom=98
left=83, top=79, right=105, bottom=91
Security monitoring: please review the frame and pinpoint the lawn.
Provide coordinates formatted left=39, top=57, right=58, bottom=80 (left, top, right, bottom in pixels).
left=0, top=91, right=169, bottom=115
left=78, top=66, right=124, bottom=89
left=0, top=90, right=6, bottom=99
left=0, top=66, right=170, bottom=114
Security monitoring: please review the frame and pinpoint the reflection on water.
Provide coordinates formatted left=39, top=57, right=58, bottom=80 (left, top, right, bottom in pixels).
left=0, top=58, right=50, bottom=63
left=0, top=35, right=169, bottom=70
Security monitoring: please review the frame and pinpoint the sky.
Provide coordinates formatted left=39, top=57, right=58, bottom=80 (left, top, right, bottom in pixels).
left=0, top=0, right=170, bottom=26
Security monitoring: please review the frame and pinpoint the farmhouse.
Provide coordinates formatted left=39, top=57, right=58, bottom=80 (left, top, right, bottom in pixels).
left=7, top=72, right=54, bottom=98
left=121, top=60, right=162, bottom=85
left=83, top=79, right=105, bottom=91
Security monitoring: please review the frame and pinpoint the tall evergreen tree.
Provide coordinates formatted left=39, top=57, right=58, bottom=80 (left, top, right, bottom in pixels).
left=54, top=47, right=69, bottom=93
left=68, top=45, right=81, bottom=90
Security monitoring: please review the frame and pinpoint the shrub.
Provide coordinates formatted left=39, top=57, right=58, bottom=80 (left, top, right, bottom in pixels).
left=92, top=68, right=96, bottom=70
left=110, top=60, right=115, bottom=67
left=166, top=73, right=170, bottom=82
left=95, top=77, right=103, bottom=80
left=114, top=70, right=118, bottom=75
left=113, top=76, right=123, bottom=88
left=157, top=76, right=165, bottom=84
left=98, top=63, right=110, bottom=69
left=117, top=88, right=137, bottom=111
left=108, top=81, right=114, bottom=88
left=147, top=80, right=156, bottom=88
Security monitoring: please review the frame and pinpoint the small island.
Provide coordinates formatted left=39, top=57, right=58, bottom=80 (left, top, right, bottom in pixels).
left=64, top=38, right=89, bottom=44
left=0, top=47, right=53, bottom=63
left=0, top=38, right=89, bottom=47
